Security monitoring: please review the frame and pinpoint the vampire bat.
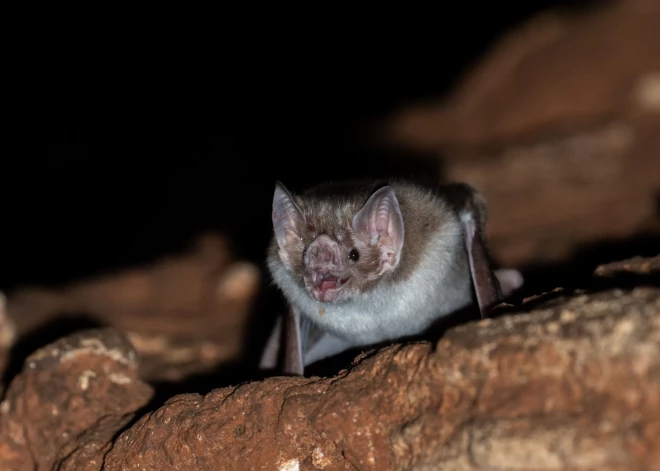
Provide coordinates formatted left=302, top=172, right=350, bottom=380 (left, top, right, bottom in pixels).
left=260, top=180, right=523, bottom=375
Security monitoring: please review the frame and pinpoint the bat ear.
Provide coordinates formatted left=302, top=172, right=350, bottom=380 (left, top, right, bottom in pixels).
left=352, top=185, right=405, bottom=270
left=272, top=182, right=306, bottom=251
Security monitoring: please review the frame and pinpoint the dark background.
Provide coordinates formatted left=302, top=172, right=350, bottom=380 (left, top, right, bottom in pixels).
left=2, top=1, right=600, bottom=293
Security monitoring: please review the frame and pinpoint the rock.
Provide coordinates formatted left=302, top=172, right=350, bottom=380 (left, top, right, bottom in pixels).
left=377, top=0, right=660, bottom=266
left=0, top=328, right=153, bottom=471
left=594, top=254, right=660, bottom=277
left=384, top=0, right=660, bottom=149
left=1, top=256, right=658, bottom=470
left=4, top=234, right=260, bottom=383
left=101, top=284, right=659, bottom=470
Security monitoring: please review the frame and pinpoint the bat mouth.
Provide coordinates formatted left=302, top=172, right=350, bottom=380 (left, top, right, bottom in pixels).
left=307, top=271, right=349, bottom=302
left=315, top=272, right=347, bottom=290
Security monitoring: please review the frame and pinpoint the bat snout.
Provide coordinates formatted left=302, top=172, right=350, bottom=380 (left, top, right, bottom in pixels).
left=305, top=234, right=341, bottom=268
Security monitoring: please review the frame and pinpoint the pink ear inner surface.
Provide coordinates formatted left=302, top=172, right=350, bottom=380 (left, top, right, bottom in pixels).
left=272, top=183, right=306, bottom=250
left=352, top=186, right=405, bottom=269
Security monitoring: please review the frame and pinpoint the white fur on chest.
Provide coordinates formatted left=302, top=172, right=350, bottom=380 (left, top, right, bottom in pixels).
left=270, top=222, right=474, bottom=347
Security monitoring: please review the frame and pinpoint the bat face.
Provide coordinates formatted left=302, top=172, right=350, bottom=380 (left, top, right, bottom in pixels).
left=271, top=182, right=405, bottom=303
left=302, top=233, right=364, bottom=302
left=300, top=225, right=394, bottom=303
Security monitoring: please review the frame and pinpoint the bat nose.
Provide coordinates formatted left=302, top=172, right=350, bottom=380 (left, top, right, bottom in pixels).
left=306, top=235, right=340, bottom=266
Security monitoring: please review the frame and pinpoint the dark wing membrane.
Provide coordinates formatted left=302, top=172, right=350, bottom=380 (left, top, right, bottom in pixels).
left=440, top=182, right=502, bottom=317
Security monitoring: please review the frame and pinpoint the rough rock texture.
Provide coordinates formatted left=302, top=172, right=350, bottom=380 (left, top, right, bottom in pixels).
left=1, top=265, right=658, bottom=470
left=3, top=234, right=260, bottom=383
left=378, top=0, right=660, bottom=265
left=0, top=328, right=153, bottom=471
left=103, top=285, right=660, bottom=471
left=594, top=254, right=660, bottom=277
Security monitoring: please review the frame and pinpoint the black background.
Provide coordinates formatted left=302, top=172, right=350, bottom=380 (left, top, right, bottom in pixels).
left=3, top=1, right=601, bottom=292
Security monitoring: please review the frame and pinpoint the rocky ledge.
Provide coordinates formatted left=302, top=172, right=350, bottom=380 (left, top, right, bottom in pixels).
left=1, top=255, right=658, bottom=470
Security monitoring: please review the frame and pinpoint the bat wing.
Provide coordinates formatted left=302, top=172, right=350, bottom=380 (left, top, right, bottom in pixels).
left=259, top=306, right=305, bottom=375
left=461, top=212, right=502, bottom=317
left=442, top=183, right=516, bottom=318
left=282, top=306, right=304, bottom=375
left=259, top=312, right=282, bottom=370
left=260, top=305, right=352, bottom=375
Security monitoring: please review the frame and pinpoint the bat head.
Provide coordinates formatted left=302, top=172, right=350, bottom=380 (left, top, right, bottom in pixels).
left=271, top=182, right=405, bottom=303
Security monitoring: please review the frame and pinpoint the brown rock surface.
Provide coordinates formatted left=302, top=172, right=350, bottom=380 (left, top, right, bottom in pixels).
left=0, top=328, right=153, bottom=471
left=377, top=0, right=660, bottom=266
left=384, top=0, right=660, bottom=148
left=100, top=284, right=660, bottom=471
left=594, top=254, right=660, bottom=277
left=3, top=234, right=260, bottom=383
left=1, top=256, right=658, bottom=470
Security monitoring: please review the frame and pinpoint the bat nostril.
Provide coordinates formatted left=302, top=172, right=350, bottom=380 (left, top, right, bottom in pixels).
left=308, top=236, right=343, bottom=267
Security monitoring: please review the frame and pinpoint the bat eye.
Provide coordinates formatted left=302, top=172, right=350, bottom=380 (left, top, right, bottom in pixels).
left=349, top=248, right=360, bottom=261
